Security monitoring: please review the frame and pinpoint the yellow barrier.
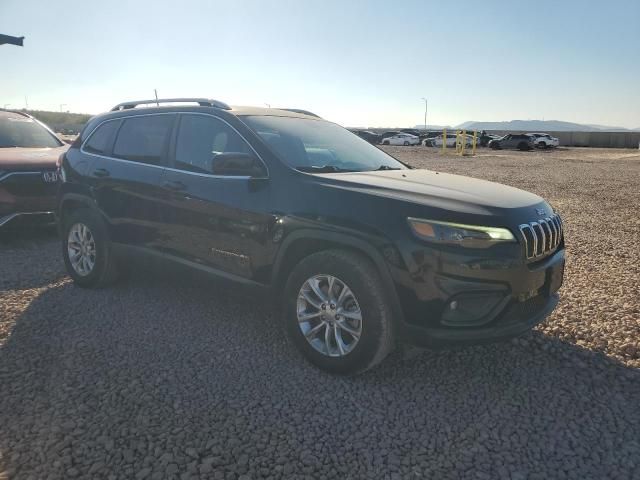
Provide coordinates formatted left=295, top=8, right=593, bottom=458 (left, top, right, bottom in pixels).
left=438, top=129, right=477, bottom=156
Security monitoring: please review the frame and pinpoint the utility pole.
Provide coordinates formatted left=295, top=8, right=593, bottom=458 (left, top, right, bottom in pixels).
left=421, top=98, right=428, bottom=131
left=25, top=96, right=29, bottom=110
left=154, top=89, right=159, bottom=106
left=60, top=104, right=67, bottom=112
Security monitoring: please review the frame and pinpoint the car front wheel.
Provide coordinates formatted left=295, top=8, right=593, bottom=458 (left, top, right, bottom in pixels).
left=283, top=250, right=395, bottom=374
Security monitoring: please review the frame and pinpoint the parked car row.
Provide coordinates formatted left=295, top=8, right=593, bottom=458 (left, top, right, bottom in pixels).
left=351, top=128, right=560, bottom=151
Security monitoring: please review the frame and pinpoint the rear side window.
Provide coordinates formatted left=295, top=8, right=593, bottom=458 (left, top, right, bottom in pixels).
left=113, top=115, right=174, bottom=165
left=174, top=114, right=251, bottom=174
left=83, top=121, right=119, bottom=154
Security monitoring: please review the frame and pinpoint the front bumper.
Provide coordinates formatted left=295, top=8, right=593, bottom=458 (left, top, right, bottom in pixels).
left=391, top=241, right=565, bottom=348
left=0, top=171, right=58, bottom=228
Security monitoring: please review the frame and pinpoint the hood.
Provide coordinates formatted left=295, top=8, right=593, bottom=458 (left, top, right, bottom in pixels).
left=319, top=168, right=545, bottom=216
left=0, top=145, right=69, bottom=171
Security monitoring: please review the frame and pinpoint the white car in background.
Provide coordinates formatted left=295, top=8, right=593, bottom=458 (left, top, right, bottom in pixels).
left=528, top=133, right=559, bottom=149
left=381, top=133, right=420, bottom=146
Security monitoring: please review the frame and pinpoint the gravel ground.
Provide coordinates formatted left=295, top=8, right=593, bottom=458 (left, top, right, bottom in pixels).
left=1, top=147, right=639, bottom=479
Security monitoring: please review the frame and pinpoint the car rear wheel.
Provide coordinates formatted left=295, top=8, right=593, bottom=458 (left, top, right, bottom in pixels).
left=283, top=250, right=395, bottom=374
left=382, top=140, right=390, bottom=145
left=538, top=141, right=547, bottom=149
left=517, top=142, right=529, bottom=151
left=403, top=141, right=409, bottom=146
left=62, top=208, right=120, bottom=288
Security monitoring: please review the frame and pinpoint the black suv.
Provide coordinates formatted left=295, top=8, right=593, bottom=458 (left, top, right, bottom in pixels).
left=488, top=134, right=535, bottom=151
left=58, top=98, right=565, bottom=374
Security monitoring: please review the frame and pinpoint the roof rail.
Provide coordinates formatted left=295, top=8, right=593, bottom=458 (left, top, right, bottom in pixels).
left=110, top=98, right=231, bottom=112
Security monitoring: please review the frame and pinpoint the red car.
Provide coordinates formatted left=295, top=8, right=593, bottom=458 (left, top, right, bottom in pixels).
left=0, top=110, right=69, bottom=228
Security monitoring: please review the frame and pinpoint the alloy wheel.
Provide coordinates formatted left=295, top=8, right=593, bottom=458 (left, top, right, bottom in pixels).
left=297, top=274, right=363, bottom=357
left=67, top=223, right=96, bottom=276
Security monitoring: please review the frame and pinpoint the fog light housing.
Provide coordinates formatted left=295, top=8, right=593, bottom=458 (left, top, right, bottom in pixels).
left=441, top=292, right=506, bottom=326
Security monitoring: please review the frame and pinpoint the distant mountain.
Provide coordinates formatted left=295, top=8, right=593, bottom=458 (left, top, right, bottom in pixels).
left=455, top=119, right=634, bottom=132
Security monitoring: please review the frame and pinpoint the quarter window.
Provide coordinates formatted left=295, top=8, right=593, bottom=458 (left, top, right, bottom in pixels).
left=175, top=115, right=251, bottom=174
left=84, top=121, right=119, bottom=155
left=113, top=115, right=173, bottom=165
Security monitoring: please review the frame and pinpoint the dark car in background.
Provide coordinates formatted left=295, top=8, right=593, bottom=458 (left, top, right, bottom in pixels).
left=488, top=134, right=535, bottom=151
left=353, top=130, right=381, bottom=145
left=478, top=131, right=501, bottom=147
left=379, top=131, right=400, bottom=142
left=0, top=110, right=68, bottom=229
left=400, top=128, right=423, bottom=138
left=57, top=98, right=564, bottom=374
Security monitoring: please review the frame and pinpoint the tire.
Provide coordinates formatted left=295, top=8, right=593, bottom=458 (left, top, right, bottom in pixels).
left=61, top=208, right=120, bottom=288
left=517, top=142, right=528, bottom=151
left=382, top=140, right=390, bottom=145
left=538, top=141, right=547, bottom=149
left=403, top=141, right=409, bottom=146
left=283, top=249, right=395, bottom=374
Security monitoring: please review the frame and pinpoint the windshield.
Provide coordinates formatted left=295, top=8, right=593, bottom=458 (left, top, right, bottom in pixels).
left=0, top=117, right=62, bottom=148
left=242, top=116, right=406, bottom=172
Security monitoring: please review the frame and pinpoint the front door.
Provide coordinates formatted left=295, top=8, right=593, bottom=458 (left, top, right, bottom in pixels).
left=157, top=113, right=276, bottom=281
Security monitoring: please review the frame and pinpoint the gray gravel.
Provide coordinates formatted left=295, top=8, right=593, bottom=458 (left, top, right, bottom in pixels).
left=1, top=147, right=639, bottom=479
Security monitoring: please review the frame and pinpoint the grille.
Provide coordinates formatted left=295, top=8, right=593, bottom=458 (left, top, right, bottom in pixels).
left=519, top=214, right=563, bottom=260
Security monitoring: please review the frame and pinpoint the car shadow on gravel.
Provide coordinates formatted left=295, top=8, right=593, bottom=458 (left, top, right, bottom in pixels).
left=1, top=269, right=639, bottom=479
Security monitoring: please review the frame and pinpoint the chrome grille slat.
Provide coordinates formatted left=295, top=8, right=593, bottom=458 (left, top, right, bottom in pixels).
left=518, top=213, right=563, bottom=260
left=547, top=217, right=557, bottom=248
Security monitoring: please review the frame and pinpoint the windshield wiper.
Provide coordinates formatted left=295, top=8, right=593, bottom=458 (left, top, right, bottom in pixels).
left=372, top=165, right=402, bottom=171
left=295, top=165, right=359, bottom=173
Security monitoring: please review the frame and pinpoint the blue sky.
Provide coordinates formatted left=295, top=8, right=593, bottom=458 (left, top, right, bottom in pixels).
left=1, top=0, right=639, bottom=128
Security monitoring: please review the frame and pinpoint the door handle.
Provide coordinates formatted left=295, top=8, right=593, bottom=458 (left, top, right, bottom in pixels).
left=93, top=168, right=110, bottom=178
left=163, top=180, right=186, bottom=191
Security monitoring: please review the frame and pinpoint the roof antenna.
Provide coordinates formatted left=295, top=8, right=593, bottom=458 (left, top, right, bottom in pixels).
left=154, top=89, right=159, bottom=107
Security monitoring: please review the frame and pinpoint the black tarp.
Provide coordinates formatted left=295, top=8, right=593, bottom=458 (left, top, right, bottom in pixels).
left=0, top=34, right=25, bottom=46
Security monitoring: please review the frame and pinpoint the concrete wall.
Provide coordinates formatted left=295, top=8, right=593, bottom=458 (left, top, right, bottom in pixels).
left=485, top=131, right=640, bottom=149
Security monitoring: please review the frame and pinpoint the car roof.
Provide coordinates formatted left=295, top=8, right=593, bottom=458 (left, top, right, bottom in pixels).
left=0, top=109, right=33, bottom=120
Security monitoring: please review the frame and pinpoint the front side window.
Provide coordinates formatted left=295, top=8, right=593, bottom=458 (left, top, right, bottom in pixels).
left=84, top=120, right=119, bottom=154
left=242, top=116, right=406, bottom=173
left=112, top=115, right=173, bottom=165
left=0, top=116, right=62, bottom=148
left=175, top=115, right=251, bottom=174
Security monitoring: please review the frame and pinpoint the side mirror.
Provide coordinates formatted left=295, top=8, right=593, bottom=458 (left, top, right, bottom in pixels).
left=210, top=152, right=266, bottom=177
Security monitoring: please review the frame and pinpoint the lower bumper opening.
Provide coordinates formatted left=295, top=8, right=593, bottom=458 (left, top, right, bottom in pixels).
left=401, top=293, right=559, bottom=348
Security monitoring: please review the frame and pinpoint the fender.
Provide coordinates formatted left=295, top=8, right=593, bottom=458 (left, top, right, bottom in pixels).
left=270, top=228, right=406, bottom=325
left=57, top=191, right=97, bottom=212
left=56, top=190, right=103, bottom=235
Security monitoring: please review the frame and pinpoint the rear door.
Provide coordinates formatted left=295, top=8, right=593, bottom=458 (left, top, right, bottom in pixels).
left=157, top=113, right=275, bottom=280
left=88, top=113, right=176, bottom=248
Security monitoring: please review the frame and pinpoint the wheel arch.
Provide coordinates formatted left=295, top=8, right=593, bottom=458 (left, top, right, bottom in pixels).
left=271, top=230, right=405, bottom=324
left=57, top=193, right=102, bottom=234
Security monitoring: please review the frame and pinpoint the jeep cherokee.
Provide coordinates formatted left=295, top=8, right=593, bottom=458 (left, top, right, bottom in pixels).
left=57, top=98, right=565, bottom=374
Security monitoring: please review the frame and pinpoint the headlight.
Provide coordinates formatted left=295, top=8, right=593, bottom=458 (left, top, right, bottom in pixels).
left=407, top=217, right=516, bottom=248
